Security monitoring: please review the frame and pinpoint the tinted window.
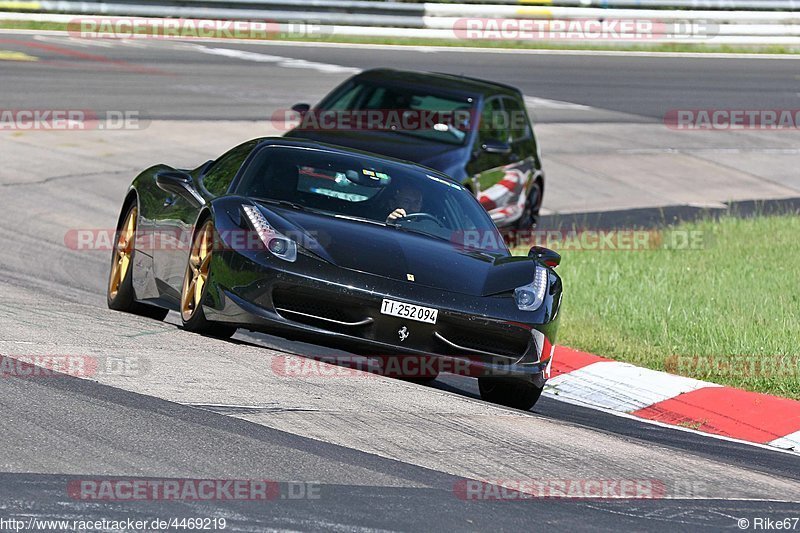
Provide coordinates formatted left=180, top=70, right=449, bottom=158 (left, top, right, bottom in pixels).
left=324, top=82, right=361, bottom=110
left=235, top=146, right=506, bottom=250
left=315, top=81, right=475, bottom=146
left=503, top=96, right=532, bottom=142
left=478, top=97, right=510, bottom=144
left=201, top=140, right=258, bottom=197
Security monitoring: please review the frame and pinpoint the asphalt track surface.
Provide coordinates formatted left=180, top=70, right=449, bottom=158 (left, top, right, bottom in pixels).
left=0, top=33, right=799, bottom=531
left=0, top=33, right=799, bottom=121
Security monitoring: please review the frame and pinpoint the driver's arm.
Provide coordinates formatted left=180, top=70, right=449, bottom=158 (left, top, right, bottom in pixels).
left=386, top=208, right=407, bottom=223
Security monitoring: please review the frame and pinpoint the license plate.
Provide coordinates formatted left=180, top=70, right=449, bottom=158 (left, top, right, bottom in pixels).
left=380, top=299, right=438, bottom=324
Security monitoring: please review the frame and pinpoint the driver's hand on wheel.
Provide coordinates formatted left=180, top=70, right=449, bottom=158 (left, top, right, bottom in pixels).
left=386, top=208, right=407, bottom=223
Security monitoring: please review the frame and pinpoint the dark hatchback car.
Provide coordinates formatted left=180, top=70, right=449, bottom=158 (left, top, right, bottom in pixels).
left=288, top=69, right=545, bottom=229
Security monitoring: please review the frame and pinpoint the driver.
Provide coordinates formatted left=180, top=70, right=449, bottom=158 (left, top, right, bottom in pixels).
left=386, top=185, right=423, bottom=223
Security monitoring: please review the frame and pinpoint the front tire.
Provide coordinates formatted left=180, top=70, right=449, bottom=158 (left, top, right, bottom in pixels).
left=107, top=203, right=169, bottom=321
left=478, top=377, right=544, bottom=410
left=180, top=218, right=237, bottom=339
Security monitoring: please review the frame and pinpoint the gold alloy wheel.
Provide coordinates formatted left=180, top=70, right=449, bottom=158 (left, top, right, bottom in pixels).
left=181, top=221, right=214, bottom=322
left=108, top=206, right=137, bottom=300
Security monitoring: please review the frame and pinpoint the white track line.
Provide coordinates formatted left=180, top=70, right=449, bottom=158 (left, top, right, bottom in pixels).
left=189, top=43, right=360, bottom=74
left=546, top=360, right=720, bottom=413
left=770, top=430, right=800, bottom=451
left=524, top=95, right=592, bottom=110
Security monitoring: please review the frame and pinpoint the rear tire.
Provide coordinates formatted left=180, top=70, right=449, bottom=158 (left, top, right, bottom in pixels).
left=514, top=180, right=542, bottom=231
left=478, top=377, right=544, bottom=410
left=180, top=218, right=237, bottom=339
left=107, top=203, right=169, bottom=321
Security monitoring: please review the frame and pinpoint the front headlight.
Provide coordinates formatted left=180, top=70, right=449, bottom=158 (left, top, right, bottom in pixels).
left=242, top=205, right=297, bottom=262
left=514, top=265, right=549, bottom=311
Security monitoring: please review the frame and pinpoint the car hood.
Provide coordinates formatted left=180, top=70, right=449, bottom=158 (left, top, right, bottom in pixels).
left=261, top=204, right=535, bottom=297
left=287, top=129, right=466, bottom=176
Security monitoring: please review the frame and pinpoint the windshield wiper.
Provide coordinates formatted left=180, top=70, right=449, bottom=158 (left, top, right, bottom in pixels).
left=334, top=214, right=387, bottom=227
left=390, top=128, right=465, bottom=146
left=256, top=198, right=334, bottom=216
left=255, top=198, right=306, bottom=210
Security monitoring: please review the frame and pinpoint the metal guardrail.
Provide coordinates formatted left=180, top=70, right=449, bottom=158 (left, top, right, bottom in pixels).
left=10, top=0, right=800, bottom=12
left=420, top=0, right=800, bottom=7
left=437, top=0, right=800, bottom=9
left=1, top=0, right=800, bottom=44
left=16, top=0, right=426, bottom=26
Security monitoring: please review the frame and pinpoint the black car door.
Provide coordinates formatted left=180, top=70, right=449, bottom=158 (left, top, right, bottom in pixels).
left=152, top=141, right=257, bottom=302
left=466, top=95, right=536, bottom=227
left=500, top=95, right=541, bottom=222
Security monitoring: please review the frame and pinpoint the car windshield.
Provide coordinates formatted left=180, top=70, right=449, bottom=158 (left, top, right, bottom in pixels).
left=311, top=81, right=475, bottom=146
left=235, top=146, right=507, bottom=252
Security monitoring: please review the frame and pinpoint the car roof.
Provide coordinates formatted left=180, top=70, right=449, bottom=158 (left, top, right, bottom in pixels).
left=250, top=136, right=463, bottom=185
left=353, top=68, right=522, bottom=98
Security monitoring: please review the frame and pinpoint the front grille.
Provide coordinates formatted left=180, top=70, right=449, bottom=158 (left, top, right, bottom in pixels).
left=272, top=286, right=371, bottom=331
left=436, top=322, right=530, bottom=359
left=272, top=285, right=531, bottom=361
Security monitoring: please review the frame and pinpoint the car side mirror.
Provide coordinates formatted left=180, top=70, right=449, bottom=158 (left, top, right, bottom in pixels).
left=481, top=139, right=512, bottom=155
left=291, top=103, right=310, bottom=118
left=155, top=170, right=205, bottom=207
left=528, top=245, right=561, bottom=268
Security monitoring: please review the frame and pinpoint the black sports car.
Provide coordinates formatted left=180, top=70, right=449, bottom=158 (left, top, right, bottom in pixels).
left=108, top=138, right=562, bottom=409
left=288, top=69, right=545, bottom=229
